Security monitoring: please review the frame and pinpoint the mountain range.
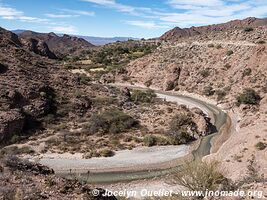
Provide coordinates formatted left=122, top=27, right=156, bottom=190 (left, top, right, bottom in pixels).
left=12, top=30, right=138, bottom=46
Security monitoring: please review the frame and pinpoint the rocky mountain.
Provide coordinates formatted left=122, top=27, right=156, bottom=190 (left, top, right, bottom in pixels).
left=13, top=30, right=138, bottom=46
left=18, top=30, right=95, bottom=58
left=68, top=35, right=139, bottom=46
left=0, top=156, right=116, bottom=199
left=0, top=27, right=98, bottom=145
left=161, top=17, right=267, bottom=41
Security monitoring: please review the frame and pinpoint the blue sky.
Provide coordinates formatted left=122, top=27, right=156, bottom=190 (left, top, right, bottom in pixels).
left=0, top=0, right=267, bottom=38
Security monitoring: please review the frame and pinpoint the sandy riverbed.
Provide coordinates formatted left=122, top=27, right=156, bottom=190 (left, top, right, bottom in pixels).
left=37, top=145, right=189, bottom=173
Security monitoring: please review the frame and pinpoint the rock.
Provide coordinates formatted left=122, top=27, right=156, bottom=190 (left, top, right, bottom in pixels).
left=72, top=96, right=92, bottom=116
left=4, top=156, right=54, bottom=175
left=0, top=63, right=8, bottom=74
left=163, top=65, right=181, bottom=91
left=21, top=38, right=57, bottom=59
left=0, top=110, right=25, bottom=142
left=23, top=100, right=51, bottom=117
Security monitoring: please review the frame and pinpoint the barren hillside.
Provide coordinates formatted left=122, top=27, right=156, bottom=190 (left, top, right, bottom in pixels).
left=119, top=25, right=267, bottom=183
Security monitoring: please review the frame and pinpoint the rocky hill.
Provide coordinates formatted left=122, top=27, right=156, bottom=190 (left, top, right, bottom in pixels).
left=117, top=22, right=267, bottom=183
left=0, top=156, right=116, bottom=199
left=0, top=27, right=99, bottom=145
left=161, top=17, right=267, bottom=41
left=18, top=31, right=95, bottom=58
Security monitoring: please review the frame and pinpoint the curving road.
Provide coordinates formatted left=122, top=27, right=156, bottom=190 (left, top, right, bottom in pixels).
left=39, top=85, right=228, bottom=184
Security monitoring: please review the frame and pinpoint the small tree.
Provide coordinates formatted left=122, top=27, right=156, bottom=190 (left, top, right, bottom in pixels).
left=143, top=135, right=157, bottom=147
left=236, top=88, right=261, bottom=106
left=168, top=115, right=196, bottom=144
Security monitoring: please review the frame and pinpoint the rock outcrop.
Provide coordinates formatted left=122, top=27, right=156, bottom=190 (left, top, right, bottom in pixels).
left=20, top=38, right=57, bottom=59
left=161, top=17, right=267, bottom=41
left=18, top=31, right=95, bottom=58
left=0, top=110, right=25, bottom=143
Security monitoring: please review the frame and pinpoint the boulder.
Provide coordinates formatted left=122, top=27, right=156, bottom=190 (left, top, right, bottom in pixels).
left=0, top=110, right=25, bottom=142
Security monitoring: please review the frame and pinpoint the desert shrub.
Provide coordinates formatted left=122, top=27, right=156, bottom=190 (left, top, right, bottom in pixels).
left=143, top=135, right=169, bottom=147
left=226, top=50, right=234, bottom=56
left=216, top=89, right=227, bottom=101
left=215, top=44, right=222, bottom=49
left=174, top=161, right=228, bottom=196
left=244, top=27, right=254, bottom=32
left=236, top=88, right=261, bottom=106
left=99, top=149, right=115, bottom=157
left=257, top=40, right=266, bottom=44
left=143, top=135, right=157, bottom=147
left=168, top=131, right=194, bottom=145
left=10, top=135, right=21, bottom=144
left=79, top=75, right=91, bottom=85
left=144, top=79, right=153, bottom=87
left=85, top=109, right=138, bottom=135
left=203, top=85, right=215, bottom=96
left=168, top=115, right=196, bottom=144
left=242, top=68, right=252, bottom=77
left=224, top=63, right=231, bottom=70
left=208, top=44, right=214, bottom=48
left=0, top=146, right=34, bottom=157
left=200, top=68, right=210, bottom=78
left=131, top=89, right=156, bottom=103
left=255, top=142, right=267, bottom=150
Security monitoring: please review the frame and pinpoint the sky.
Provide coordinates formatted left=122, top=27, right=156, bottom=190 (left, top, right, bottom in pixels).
left=0, top=0, right=267, bottom=38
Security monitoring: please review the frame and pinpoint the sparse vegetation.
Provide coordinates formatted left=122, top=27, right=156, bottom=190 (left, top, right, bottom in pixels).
left=84, top=109, right=139, bottom=135
left=236, top=88, right=261, bottom=106
left=216, top=89, right=227, bottom=101
left=215, top=44, right=222, bottom=49
left=143, top=135, right=169, bottom=147
left=208, top=44, right=214, bottom=48
left=168, top=115, right=196, bottom=144
left=226, top=50, right=234, bottom=56
left=131, top=89, right=156, bottom=103
left=143, top=135, right=157, bottom=147
left=242, top=68, right=252, bottom=77
left=256, top=40, right=266, bottom=44
left=255, top=142, right=267, bottom=150
left=81, top=41, right=158, bottom=72
left=203, top=85, right=215, bottom=96
left=174, top=161, right=228, bottom=196
left=99, top=149, right=115, bottom=157
left=200, top=68, right=210, bottom=78
left=244, top=27, right=254, bottom=32
left=224, top=63, right=231, bottom=70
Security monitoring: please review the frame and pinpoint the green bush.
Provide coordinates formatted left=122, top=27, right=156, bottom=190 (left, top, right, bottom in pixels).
left=216, top=89, right=227, bottom=101
left=224, top=63, right=231, bottom=70
left=99, top=149, right=115, bottom=157
left=243, top=68, right=252, bottom=77
left=131, top=89, right=156, bottom=103
left=200, top=68, right=210, bottom=78
left=85, top=109, right=138, bottom=135
left=244, top=27, right=254, bottom=32
left=216, top=44, right=222, bottom=49
left=226, top=50, right=234, bottom=56
left=208, top=44, right=214, bottom=48
left=174, top=161, right=227, bottom=195
left=257, top=40, right=266, bottom=44
left=168, top=115, right=196, bottom=144
left=255, top=142, right=267, bottom=150
left=236, top=88, right=261, bottom=106
left=143, top=135, right=157, bottom=147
